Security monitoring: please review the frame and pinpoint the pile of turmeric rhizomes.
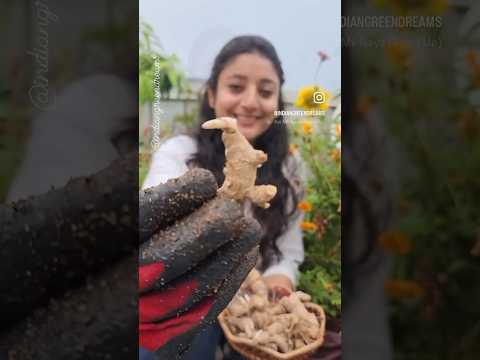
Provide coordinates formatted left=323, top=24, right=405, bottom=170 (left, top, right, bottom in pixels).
left=223, top=269, right=321, bottom=354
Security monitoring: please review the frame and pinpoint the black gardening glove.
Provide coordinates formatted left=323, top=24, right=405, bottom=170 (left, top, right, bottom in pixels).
left=0, top=153, right=138, bottom=329
left=138, top=168, right=261, bottom=359
left=0, top=157, right=260, bottom=360
left=1, top=154, right=140, bottom=359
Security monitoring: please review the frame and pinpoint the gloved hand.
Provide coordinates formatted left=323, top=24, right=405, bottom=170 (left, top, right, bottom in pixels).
left=0, top=155, right=261, bottom=360
left=138, top=168, right=262, bottom=359
left=1, top=153, right=140, bottom=359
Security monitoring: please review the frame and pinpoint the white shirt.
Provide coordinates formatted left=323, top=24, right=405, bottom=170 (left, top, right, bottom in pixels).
left=142, top=135, right=306, bottom=286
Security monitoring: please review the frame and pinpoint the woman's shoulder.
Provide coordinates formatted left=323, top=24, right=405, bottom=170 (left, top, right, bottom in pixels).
left=149, top=134, right=198, bottom=169
left=143, top=135, right=197, bottom=189
left=157, top=134, right=197, bottom=153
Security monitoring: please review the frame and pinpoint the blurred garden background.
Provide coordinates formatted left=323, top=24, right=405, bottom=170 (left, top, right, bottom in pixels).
left=0, top=1, right=136, bottom=202
left=138, top=0, right=342, bottom=325
left=349, top=0, right=480, bottom=358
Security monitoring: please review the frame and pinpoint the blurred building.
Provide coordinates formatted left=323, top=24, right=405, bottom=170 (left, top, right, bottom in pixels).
left=139, top=76, right=341, bottom=146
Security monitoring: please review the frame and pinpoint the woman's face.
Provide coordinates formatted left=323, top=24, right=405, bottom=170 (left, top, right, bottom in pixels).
left=208, top=53, right=280, bottom=142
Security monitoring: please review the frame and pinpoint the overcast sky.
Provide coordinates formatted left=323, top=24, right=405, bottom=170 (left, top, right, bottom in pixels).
left=140, top=0, right=341, bottom=94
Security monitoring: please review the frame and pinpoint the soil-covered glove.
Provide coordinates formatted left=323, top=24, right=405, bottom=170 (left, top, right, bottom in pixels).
left=0, top=153, right=138, bottom=330
left=1, top=154, right=139, bottom=359
left=0, top=157, right=260, bottom=360
left=138, top=169, right=261, bottom=359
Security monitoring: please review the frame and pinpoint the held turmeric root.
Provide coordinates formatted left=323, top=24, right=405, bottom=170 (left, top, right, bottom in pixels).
left=202, top=117, right=277, bottom=209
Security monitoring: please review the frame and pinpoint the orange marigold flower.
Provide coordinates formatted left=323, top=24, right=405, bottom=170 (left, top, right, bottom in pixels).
left=300, top=221, right=318, bottom=232
left=385, top=41, right=413, bottom=69
left=378, top=230, right=412, bottom=255
left=301, top=120, right=313, bottom=135
left=456, top=110, right=479, bottom=139
left=330, top=148, right=341, bottom=162
left=356, top=95, right=374, bottom=115
left=384, top=279, right=425, bottom=300
left=373, top=0, right=448, bottom=15
left=297, top=201, right=313, bottom=212
left=335, top=123, right=341, bottom=139
left=324, top=282, right=334, bottom=293
left=426, top=0, right=449, bottom=14
left=289, top=143, right=299, bottom=155
left=465, top=50, right=478, bottom=69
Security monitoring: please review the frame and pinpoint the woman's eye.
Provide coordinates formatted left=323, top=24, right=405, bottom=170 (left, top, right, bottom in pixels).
left=259, top=89, right=273, bottom=98
left=228, top=84, right=243, bottom=93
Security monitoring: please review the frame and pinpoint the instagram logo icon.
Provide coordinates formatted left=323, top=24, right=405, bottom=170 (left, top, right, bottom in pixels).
left=313, top=91, right=326, bottom=104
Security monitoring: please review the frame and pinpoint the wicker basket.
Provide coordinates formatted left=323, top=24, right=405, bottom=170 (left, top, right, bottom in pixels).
left=218, top=302, right=326, bottom=360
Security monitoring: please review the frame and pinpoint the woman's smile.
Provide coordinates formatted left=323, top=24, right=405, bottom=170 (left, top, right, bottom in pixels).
left=235, top=114, right=262, bottom=127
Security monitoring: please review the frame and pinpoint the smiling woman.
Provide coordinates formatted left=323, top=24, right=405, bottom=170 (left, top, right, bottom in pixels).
left=141, top=35, right=307, bottom=359
left=190, top=35, right=303, bottom=277
left=206, top=52, right=280, bottom=141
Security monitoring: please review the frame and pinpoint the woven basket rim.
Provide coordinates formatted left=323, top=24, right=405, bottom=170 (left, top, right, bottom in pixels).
left=219, top=302, right=326, bottom=360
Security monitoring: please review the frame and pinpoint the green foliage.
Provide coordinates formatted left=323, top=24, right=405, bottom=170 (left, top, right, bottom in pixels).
left=299, top=264, right=341, bottom=317
left=357, top=3, right=480, bottom=357
left=139, top=153, right=151, bottom=187
left=139, top=18, right=190, bottom=104
left=81, top=9, right=137, bottom=77
left=289, top=112, right=342, bottom=318
left=83, top=18, right=133, bottom=47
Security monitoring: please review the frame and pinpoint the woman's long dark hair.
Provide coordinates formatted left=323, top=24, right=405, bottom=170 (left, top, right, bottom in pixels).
left=188, top=35, right=300, bottom=269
